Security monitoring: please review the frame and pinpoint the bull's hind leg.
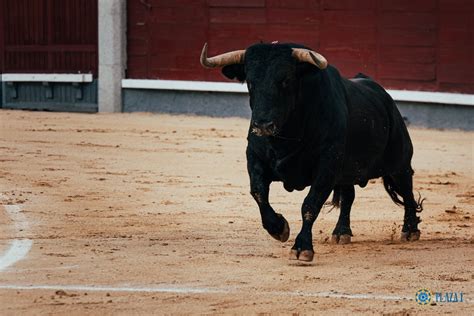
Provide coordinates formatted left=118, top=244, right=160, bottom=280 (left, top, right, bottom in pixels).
left=383, top=170, right=423, bottom=242
left=331, top=185, right=354, bottom=244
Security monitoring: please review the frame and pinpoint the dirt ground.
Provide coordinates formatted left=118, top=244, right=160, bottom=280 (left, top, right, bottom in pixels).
left=0, top=109, right=472, bottom=315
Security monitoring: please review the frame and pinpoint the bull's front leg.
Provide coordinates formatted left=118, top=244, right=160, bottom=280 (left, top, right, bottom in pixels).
left=290, top=151, right=340, bottom=262
left=248, top=148, right=290, bottom=242
left=289, top=185, right=333, bottom=261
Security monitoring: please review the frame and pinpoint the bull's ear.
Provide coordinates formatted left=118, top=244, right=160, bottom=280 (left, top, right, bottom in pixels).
left=222, top=64, right=246, bottom=82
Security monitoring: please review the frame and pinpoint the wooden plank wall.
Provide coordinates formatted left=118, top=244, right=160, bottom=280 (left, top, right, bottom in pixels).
left=127, top=0, right=473, bottom=93
left=0, top=0, right=98, bottom=75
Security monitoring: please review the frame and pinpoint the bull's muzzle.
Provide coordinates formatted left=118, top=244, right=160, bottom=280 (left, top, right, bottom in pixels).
left=251, top=120, right=277, bottom=137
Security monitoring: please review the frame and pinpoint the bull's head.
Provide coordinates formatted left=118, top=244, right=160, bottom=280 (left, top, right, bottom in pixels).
left=200, top=42, right=327, bottom=137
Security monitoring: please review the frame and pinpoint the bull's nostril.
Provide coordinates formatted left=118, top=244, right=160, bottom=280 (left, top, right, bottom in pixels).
left=266, top=122, right=276, bottom=130
left=256, top=121, right=274, bottom=129
left=252, top=120, right=276, bottom=136
left=261, top=122, right=275, bottom=132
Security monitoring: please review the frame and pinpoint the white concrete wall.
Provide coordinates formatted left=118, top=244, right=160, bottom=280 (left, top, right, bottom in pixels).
left=98, top=0, right=126, bottom=112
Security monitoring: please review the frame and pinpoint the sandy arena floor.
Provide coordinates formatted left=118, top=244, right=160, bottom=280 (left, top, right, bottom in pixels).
left=0, top=109, right=473, bottom=315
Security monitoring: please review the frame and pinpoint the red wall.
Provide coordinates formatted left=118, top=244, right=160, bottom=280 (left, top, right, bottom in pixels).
left=127, top=0, right=474, bottom=93
left=0, top=0, right=98, bottom=76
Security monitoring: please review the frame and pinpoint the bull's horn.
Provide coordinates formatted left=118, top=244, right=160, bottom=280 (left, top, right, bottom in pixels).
left=200, top=43, right=245, bottom=68
left=292, top=48, right=328, bottom=69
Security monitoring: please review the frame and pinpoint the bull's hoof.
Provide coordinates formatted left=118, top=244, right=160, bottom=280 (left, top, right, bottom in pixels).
left=299, top=250, right=314, bottom=262
left=331, top=234, right=351, bottom=244
left=289, top=249, right=299, bottom=260
left=400, top=231, right=420, bottom=242
left=339, top=234, right=352, bottom=244
left=289, top=249, right=314, bottom=262
left=409, top=231, right=421, bottom=241
left=269, top=214, right=290, bottom=242
left=400, top=232, right=409, bottom=242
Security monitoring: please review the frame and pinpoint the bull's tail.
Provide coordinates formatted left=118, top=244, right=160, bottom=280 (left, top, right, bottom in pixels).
left=383, top=175, right=424, bottom=212
left=382, top=176, right=405, bottom=207
left=331, top=187, right=341, bottom=208
left=323, top=188, right=341, bottom=212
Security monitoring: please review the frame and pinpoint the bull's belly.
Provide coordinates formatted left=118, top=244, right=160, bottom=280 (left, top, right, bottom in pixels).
left=337, top=172, right=379, bottom=187
left=270, top=155, right=385, bottom=191
left=339, top=156, right=389, bottom=187
left=275, top=164, right=381, bottom=191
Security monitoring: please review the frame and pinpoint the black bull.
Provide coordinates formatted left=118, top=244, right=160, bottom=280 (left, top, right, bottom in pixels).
left=201, top=42, right=423, bottom=262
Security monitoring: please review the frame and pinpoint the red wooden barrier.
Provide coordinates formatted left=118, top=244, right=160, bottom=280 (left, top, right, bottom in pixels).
left=0, top=0, right=98, bottom=76
left=1, top=1, right=471, bottom=93
left=127, top=0, right=473, bottom=93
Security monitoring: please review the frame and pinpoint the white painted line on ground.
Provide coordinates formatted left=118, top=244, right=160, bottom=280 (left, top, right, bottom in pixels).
left=0, top=204, right=33, bottom=272
left=2, top=284, right=471, bottom=304
left=0, top=284, right=417, bottom=302
left=273, top=290, right=412, bottom=301
left=11, top=264, right=79, bottom=272
left=0, top=240, right=33, bottom=271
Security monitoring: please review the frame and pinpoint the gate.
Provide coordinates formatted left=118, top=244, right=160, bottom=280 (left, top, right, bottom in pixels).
left=0, top=0, right=98, bottom=112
